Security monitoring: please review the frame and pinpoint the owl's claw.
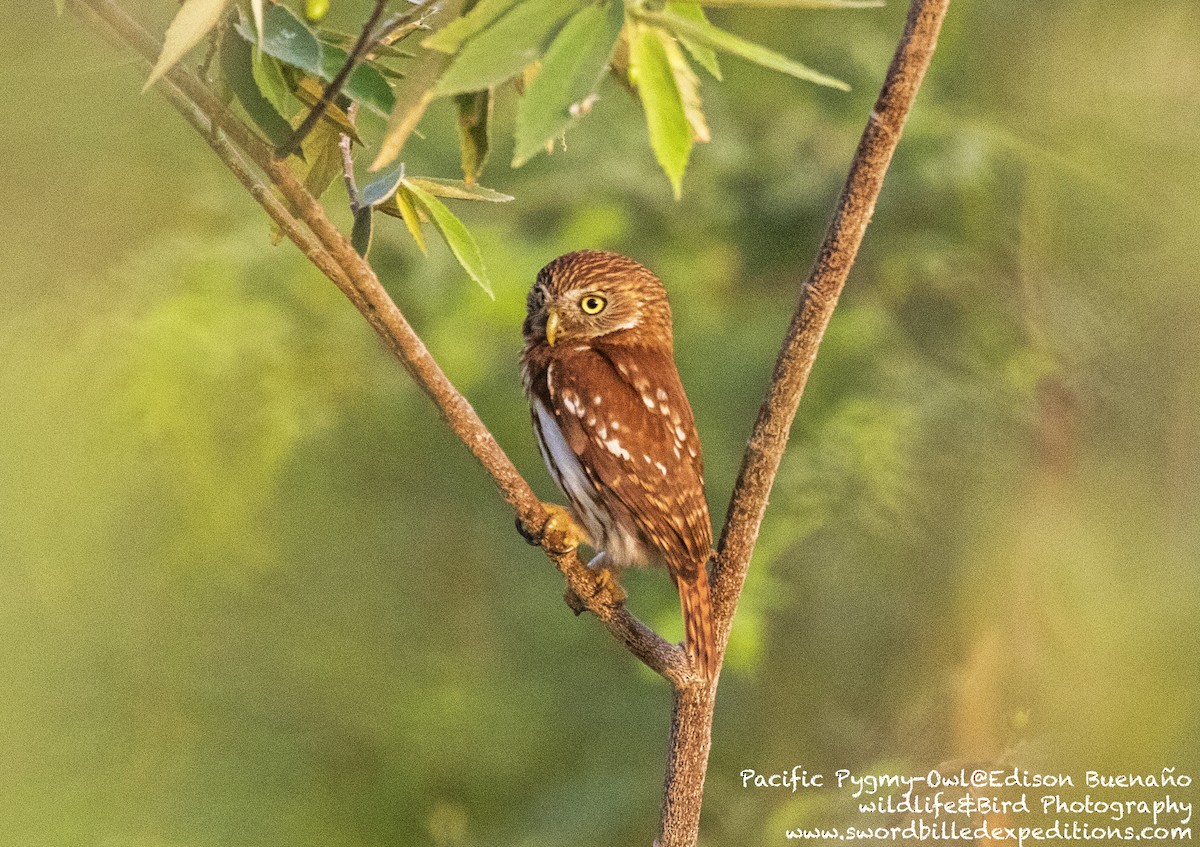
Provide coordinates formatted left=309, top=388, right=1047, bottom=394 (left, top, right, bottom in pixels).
left=515, top=515, right=540, bottom=546
left=591, top=566, right=628, bottom=604
left=538, top=503, right=587, bottom=554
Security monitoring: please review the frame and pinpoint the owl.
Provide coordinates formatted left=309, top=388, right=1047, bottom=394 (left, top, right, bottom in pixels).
left=521, top=250, right=715, bottom=681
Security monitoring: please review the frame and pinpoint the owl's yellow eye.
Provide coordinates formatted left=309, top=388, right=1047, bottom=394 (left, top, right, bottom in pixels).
left=580, top=294, right=607, bottom=315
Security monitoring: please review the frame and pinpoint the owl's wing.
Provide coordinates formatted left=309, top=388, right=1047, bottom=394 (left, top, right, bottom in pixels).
left=547, top=344, right=712, bottom=575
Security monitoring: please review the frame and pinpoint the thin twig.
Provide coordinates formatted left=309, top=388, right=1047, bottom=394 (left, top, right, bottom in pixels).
left=278, top=0, right=390, bottom=158
left=367, top=0, right=437, bottom=59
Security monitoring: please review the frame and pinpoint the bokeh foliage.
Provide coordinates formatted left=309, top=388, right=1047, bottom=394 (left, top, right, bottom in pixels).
left=2, top=1, right=1198, bottom=845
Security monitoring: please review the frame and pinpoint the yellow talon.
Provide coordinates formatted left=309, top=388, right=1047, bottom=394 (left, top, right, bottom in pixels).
left=540, top=503, right=587, bottom=554
left=591, top=567, right=627, bottom=603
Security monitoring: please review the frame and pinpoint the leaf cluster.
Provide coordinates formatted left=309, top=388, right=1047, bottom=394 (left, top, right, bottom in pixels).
left=138, top=0, right=877, bottom=289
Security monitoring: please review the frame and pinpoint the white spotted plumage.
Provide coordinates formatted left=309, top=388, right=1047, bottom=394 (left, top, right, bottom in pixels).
left=521, top=250, right=717, bottom=680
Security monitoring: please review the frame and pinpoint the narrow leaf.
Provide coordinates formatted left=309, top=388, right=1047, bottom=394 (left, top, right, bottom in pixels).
left=233, top=3, right=322, bottom=76
left=379, top=188, right=429, bottom=254
left=651, top=9, right=850, bottom=90
left=373, top=88, right=435, bottom=170
left=629, top=25, right=692, bottom=199
left=432, top=0, right=587, bottom=97
left=270, top=113, right=343, bottom=243
left=455, top=91, right=492, bottom=184
left=662, top=29, right=710, bottom=143
left=295, top=116, right=345, bottom=199
left=423, top=0, right=520, bottom=54
left=55, top=0, right=65, bottom=16
left=512, top=0, right=624, bottom=167
left=220, top=25, right=294, bottom=147
left=292, top=76, right=362, bottom=142
left=251, top=52, right=296, bottom=116
left=403, top=180, right=494, bottom=297
left=320, top=30, right=416, bottom=60
left=359, top=163, right=407, bottom=208
left=250, top=0, right=265, bottom=45
left=351, top=207, right=374, bottom=256
left=144, top=0, right=232, bottom=91
left=321, top=43, right=397, bottom=117
left=664, top=2, right=721, bottom=80
left=406, top=177, right=513, bottom=202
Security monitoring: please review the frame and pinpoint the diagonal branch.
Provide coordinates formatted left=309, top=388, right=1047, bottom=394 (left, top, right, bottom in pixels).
left=72, top=0, right=692, bottom=688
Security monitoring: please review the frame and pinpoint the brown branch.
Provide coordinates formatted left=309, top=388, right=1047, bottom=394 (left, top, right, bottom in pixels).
left=278, top=0, right=389, bottom=158
left=656, top=1, right=951, bottom=845
left=73, top=0, right=692, bottom=688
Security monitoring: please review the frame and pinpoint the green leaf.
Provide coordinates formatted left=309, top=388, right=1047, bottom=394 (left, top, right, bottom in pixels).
left=270, top=114, right=344, bottom=244
left=320, top=44, right=396, bottom=117
left=455, top=91, right=492, bottom=184
left=650, top=9, right=850, bottom=90
left=664, top=2, right=721, bottom=80
left=351, top=207, right=374, bottom=256
left=359, top=163, right=407, bottom=208
left=320, top=30, right=415, bottom=60
left=512, top=0, right=624, bottom=167
left=250, top=0, right=265, bottom=45
left=220, top=25, right=294, bottom=147
left=291, top=76, right=362, bottom=142
left=432, top=0, right=587, bottom=97
left=379, top=187, right=429, bottom=254
left=251, top=52, right=296, bottom=117
left=423, top=0, right=520, bottom=54
left=55, top=0, right=65, bottom=16
left=294, top=116, right=345, bottom=199
left=406, top=177, right=513, bottom=202
left=144, top=0, right=233, bottom=90
left=374, top=64, right=408, bottom=81
left=403, top=180, right=494, bottom=297
left=662, top=26, right=710, bottom=143
left=629, top=24, right=692, bottom=199
left=234, top=3, right=322, bottom=76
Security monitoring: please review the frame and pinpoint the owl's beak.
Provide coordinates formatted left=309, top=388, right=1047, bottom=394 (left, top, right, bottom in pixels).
left=545, top=308, right=561, bottom=346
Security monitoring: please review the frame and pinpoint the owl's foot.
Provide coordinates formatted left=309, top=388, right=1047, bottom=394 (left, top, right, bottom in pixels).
left=591, top=566, right=628, bottom=604
left=537, top=503, right=587, bottom=554
left=585, top=551, right=628, bottom=603
left=564, top=566, right=627, bottom=614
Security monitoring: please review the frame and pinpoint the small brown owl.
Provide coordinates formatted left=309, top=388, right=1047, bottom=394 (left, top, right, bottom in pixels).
left=521, top=250, right=715, bottom=680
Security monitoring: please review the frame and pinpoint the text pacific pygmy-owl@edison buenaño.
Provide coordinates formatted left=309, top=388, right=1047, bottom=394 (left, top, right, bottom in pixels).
left=520, top=250, right=715, bottom=680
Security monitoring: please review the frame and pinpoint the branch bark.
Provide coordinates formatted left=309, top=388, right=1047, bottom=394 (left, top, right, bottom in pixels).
left=656, top=1, right=950, bottom=844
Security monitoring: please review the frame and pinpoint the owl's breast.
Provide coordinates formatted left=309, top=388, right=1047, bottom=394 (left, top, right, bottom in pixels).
left=531, top=397, right=649, bottom=568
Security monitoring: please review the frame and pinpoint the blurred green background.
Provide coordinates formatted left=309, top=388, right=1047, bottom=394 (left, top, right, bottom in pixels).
left=2, top=1, right=1198, bottom=845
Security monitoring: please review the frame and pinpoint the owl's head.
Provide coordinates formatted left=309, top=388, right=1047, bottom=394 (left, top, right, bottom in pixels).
left=524, top=250, right=673, bottom=349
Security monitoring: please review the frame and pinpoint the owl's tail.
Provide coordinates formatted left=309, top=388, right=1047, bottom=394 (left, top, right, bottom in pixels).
left=676, top=560, right=717, bottom=683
